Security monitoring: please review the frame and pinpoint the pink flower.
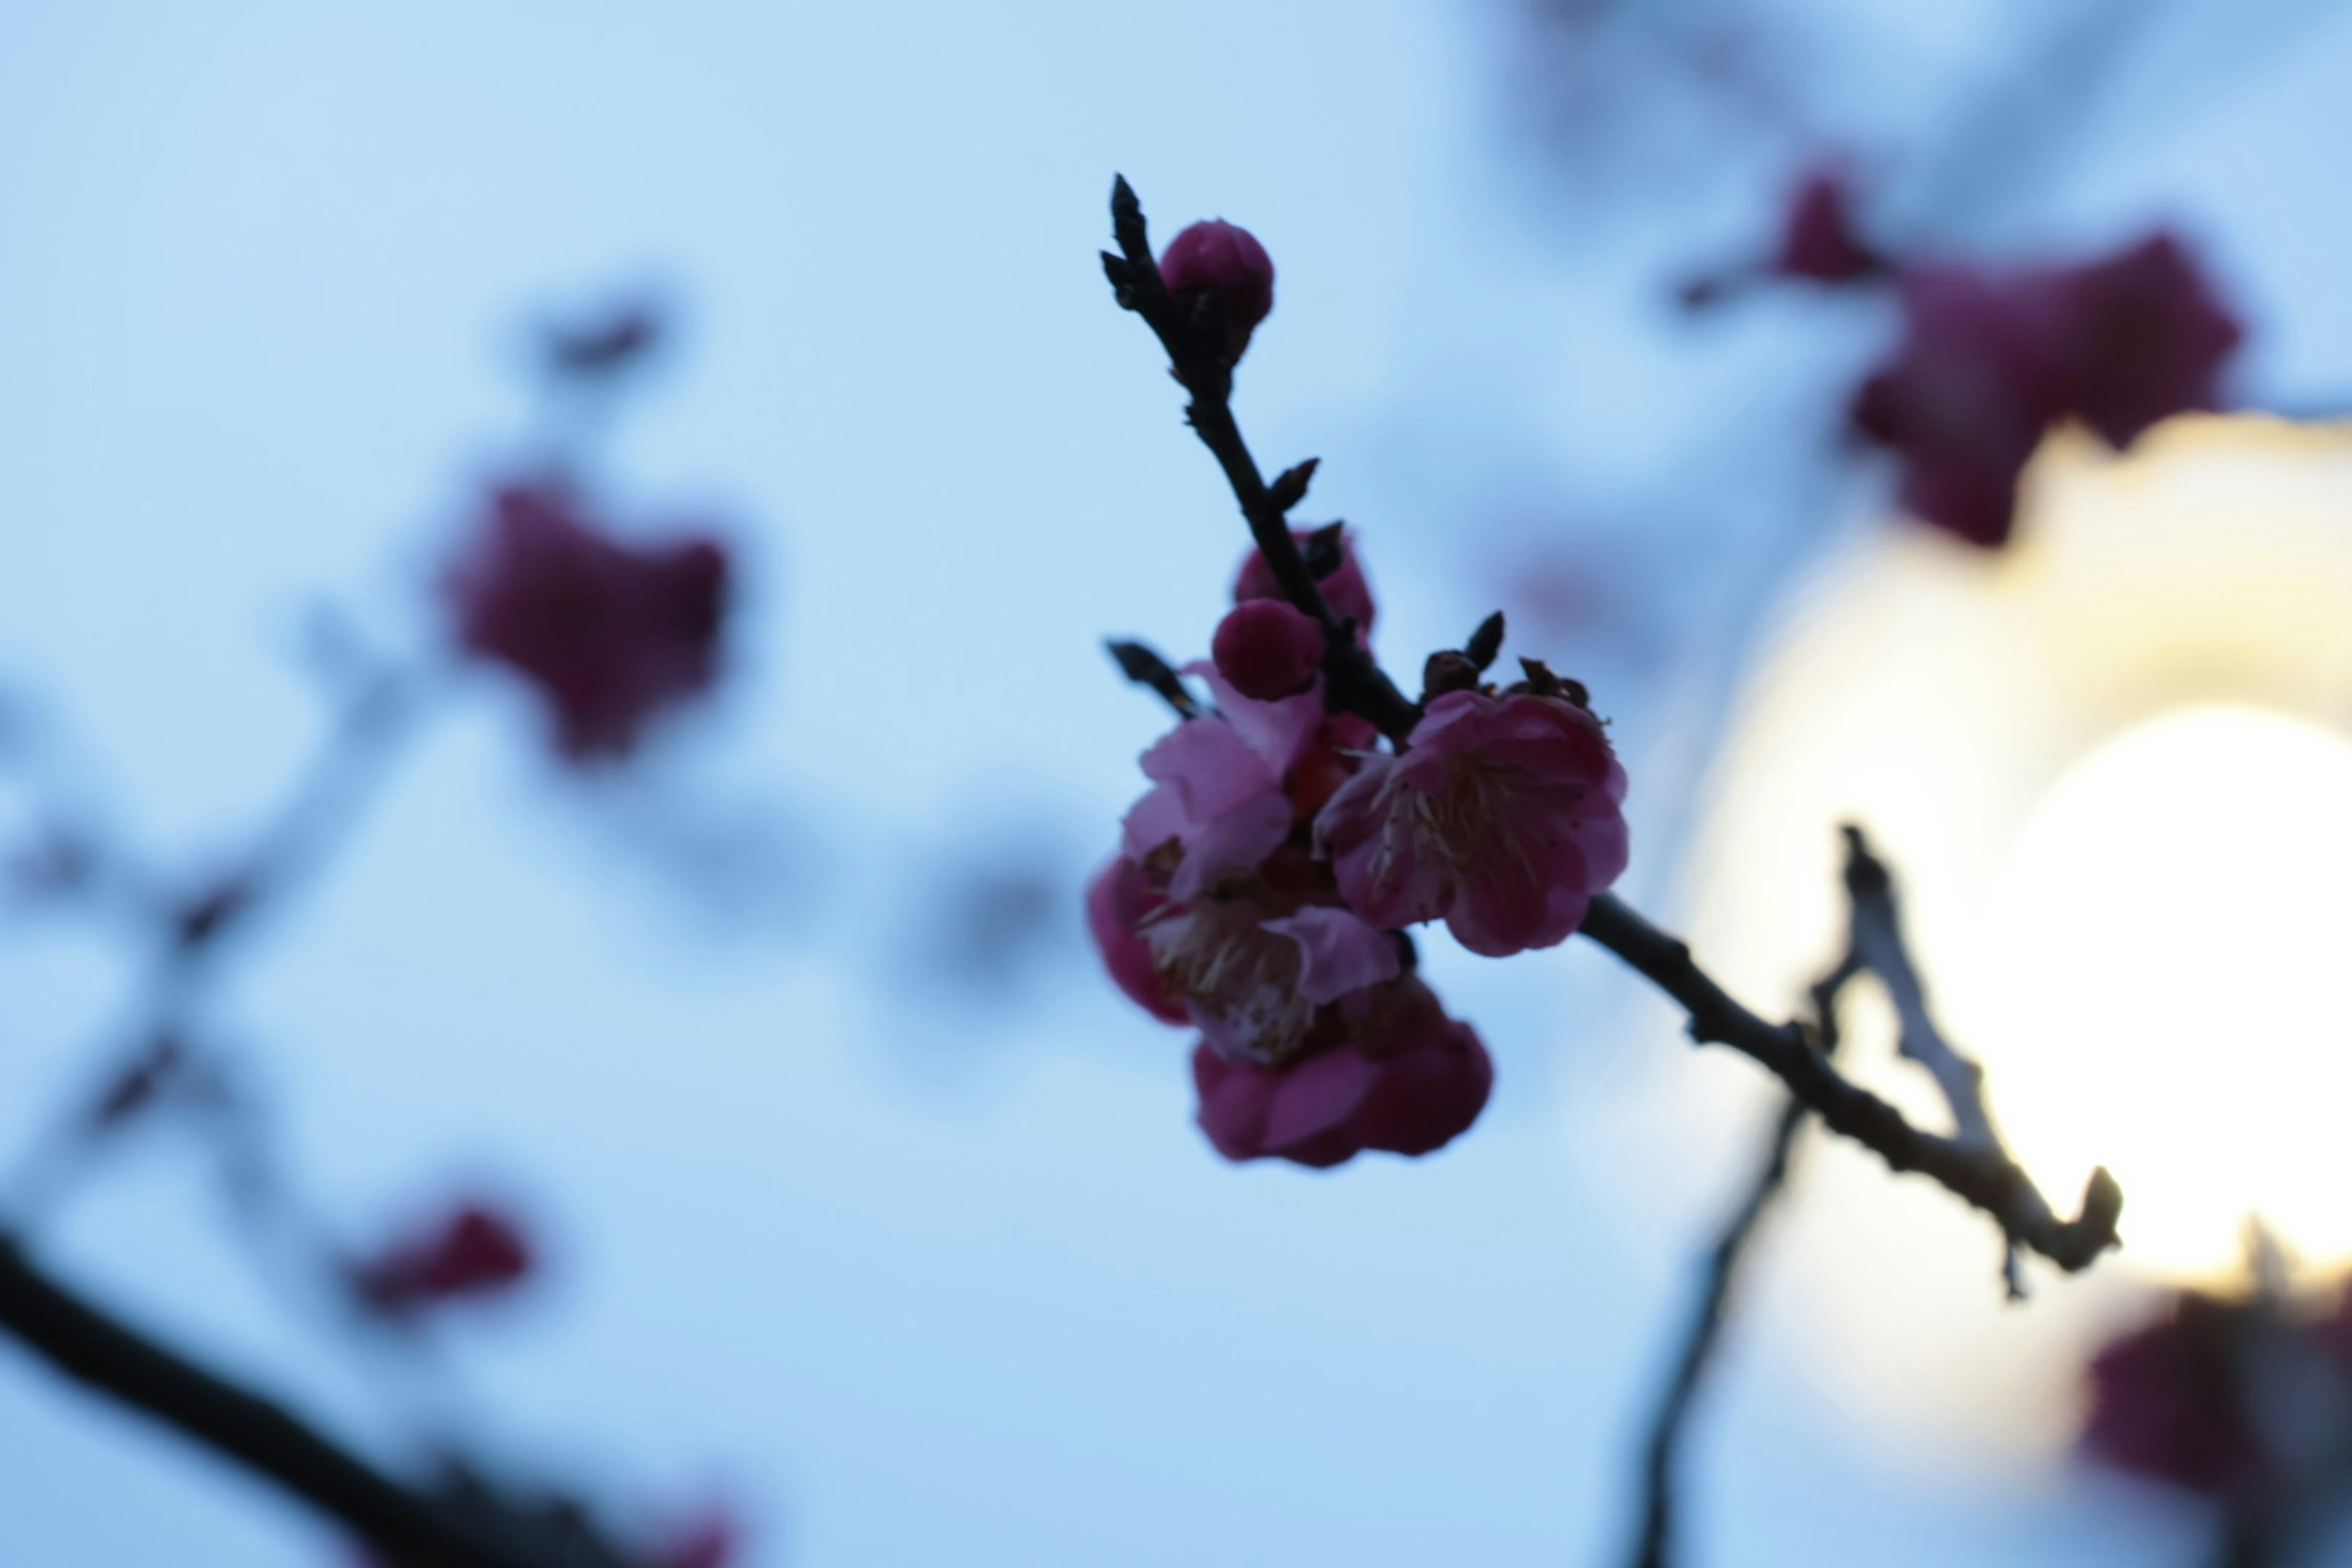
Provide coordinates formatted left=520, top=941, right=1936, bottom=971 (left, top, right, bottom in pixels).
left=1773, top=168, right=1882, bottom=284
left=1191, top=976, right=1493, bottom=1167
left=352, top=1202, right=535, bottom=1316
left=2082, top=1292, right=2264, bottom=1495
left=2053, top=233, right=2241, bottom=449
left=1212, top=599, right=1323, bottom=701
left=1121, top=717, right=1294, bottom=902
left=1852, top=233, right=2239, bottom=549
left=444, top=481, right=730, bottom=760
left=1315, top=689, right=1629, bottom=957
left=641, top=1506, right=738, bottom=1568
left=1085, top=857, right=1186, bottom=1025
left=1142, top=862, right=1400, bottom=1064
left=1850, top=266, right=2070, bottom=549
left=1234, top=526, right=1376, bottom=636
left=1159, top=219, right=1275, bottom=363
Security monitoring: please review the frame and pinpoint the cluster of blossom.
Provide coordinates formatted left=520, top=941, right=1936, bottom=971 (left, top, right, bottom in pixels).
left=1710, top=168, right=2244, bottom=549
left=2081, top=1278, right=2352, bottom=1501
left=443, top=478, right=732, bottom=761
left=1091, top=224, right=1630, bottom=1167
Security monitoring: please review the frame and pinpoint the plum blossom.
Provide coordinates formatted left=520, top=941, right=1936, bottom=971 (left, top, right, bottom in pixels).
left=1085, top=856, right=1186, bottom=1025
left=1212, top=598, right=1323, bottom=701
left=1773, top=167, right=1882, bottom=284
left=1159, top=219, right=1275, bottom=363
left=352, top=1201, right=535, bottom=1317
left=444, top=481, right=731, bottom=760
left=1852, top=232, right=2240, bottom=549
left=1140, top=856, right=1400, bottom=1065
left=1315, top=687, right=1629, bottom=957
left=2083, top=1291, right=2266, bottom=1494
left=1192, top=976, right=1492, bottom=1167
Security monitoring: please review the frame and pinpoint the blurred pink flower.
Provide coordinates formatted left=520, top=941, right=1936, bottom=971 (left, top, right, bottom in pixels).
left=1773, top=167, right=1882, bottom=284
left=642, top=1506, right=739, bottom=1568
left=1315, top=689, right=1629, bottom=957
left=1191, top=976, right=1492, bottom=1167
left=1852, top=233, right=2239, bottom=549
left=353, top=1202, right=535, bottom=1317
left=1120, top=717, right=1294, bottom=903
left=1212, top=599, right=1324, bottom=702
left=2083, top=1291, right=2264, bottom=1494
left=1159, top=219, right=1275, bottom=363
left=445, top=482, right=729, bottom=760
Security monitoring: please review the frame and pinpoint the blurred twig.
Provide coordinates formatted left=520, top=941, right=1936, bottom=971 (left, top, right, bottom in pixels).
left=0, top=1232, right=544, bottom=1568
left=1628, top=952, right=1857, bottom=1568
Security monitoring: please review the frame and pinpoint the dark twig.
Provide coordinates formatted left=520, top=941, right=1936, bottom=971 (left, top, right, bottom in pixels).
left=1105, top=176, right=1422, bottom=746
left=1629, top=955, right=1860, bottom=1568
left=1104, top=639, right=1201, bottom=720
left=1103, top=174, right=2123, bottom=1278
left=0, top=1232, right=540, bottom=1568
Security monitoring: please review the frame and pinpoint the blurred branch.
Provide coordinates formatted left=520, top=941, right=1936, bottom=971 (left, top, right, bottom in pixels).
left=0, top=1232, right=541, bottom=1568
left=1106, top=173, right=2123, bottom=1280
left=1629, top=952, right=1858, bottom=1568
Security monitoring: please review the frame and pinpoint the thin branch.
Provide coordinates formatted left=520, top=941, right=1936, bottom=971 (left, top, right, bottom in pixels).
left=1104, top=174, right=2124, bottom=1277
left=0, top=1232, right=540, bottom=1568
left=1105, top=176, right=1422, bottom=746
left=1628, top=956, right=1860, bottom=1568
left=1104, top=639, right=1201, bottom=720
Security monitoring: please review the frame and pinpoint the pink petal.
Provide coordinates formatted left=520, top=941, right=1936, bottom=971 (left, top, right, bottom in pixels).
left=1259, top=907, right=1401, bottom=1005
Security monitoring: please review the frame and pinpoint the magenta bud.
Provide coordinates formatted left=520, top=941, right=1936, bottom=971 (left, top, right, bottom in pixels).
left=1212, top=600, right=1323, bottom=701
left=1159, top=220, right=1275, bottom=362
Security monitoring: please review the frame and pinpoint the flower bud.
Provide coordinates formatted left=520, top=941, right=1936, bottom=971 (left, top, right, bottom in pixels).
left=1159, top=220, right=1275, bottom=363
left=1212, top=600, right=1323, bottom=701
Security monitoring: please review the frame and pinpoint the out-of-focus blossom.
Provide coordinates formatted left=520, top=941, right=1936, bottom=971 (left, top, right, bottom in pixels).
left=1773, top=167, right=1882, bottom=284
left=1852, top=233, right=2240, bottom=549
left=1191, top=976, right=1492, bottom=1167
left=444, top=482, right=730, bottom=760
left=641, top=1504, right=739, bottom=1568
left=1212, top=599, right=1324, bottom=701
left=1316, top=687, right=1629, bottom=957
left=352, top=1202, right=535, bottom=1317
left=2052, top=234, right=2242, bottom=449
left=1159, top=220, right=1275, bottom=363
left=2083, top=1291, right=2263, bottom=1494
left=1234, top=526, right=1376, bottom=636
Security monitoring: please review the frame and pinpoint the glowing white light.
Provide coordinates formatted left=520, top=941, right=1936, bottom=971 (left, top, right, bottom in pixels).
left=1961, top=704, right=2352, bottom=1277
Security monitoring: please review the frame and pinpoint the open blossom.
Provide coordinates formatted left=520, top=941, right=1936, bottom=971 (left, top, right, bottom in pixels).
left=1192, top=975, right=1491, bottom=1167
left=444, top=481, right=730, bottom=760
left=352, top=1202, right=534, bottom=1317
left=1234, top=526, right=1376, bottom=636
left=1852, top=232, right=2239, bottom=549
left=1085, top=856, right=1186, bottom=1025
left=1316, top=688, right=1629, bottom=958
left=1159, top=219, right=1275, bottom=363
